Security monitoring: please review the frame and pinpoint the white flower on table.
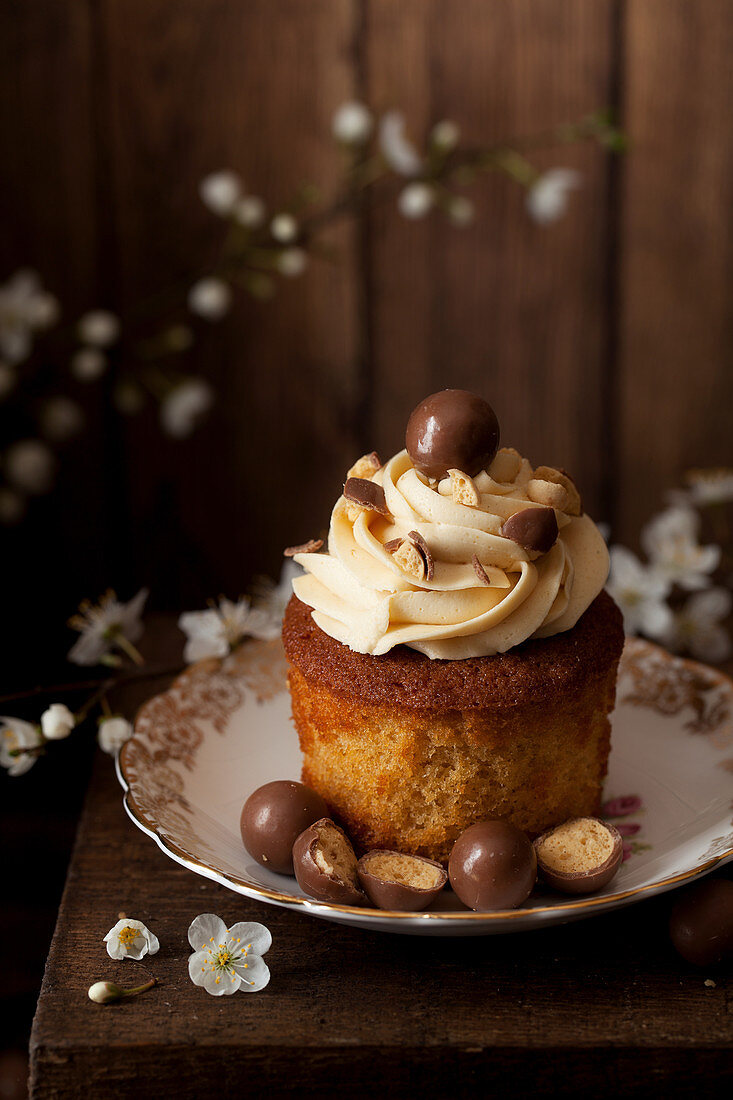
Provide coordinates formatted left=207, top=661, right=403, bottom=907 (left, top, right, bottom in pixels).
left=67, top=588, right=148, bottom=667
left=178, top=596, right=274, bottom=663
left=526, top=168, right=582, bottom=224
left=188, top=913, right=271, bottom=996
left=332, top=101, right=373, bottom=145
left=0, top=269, right=60, bottom=364
left=98, top=716, right=134, bottom=755
left=199, top=170, right=242, bottom=216
left=605, top=546, right=673, bottom=639
left=77, top=310, right=120, bottom=348
left=0, top=717, right=43, bottom=776
left=379, top=111, right=423, bottom=176
left=4, top=439, right=56, bottom=495
left=104, top=918, right=160, bottom=961
left=641, top=507, right=720, bottom=590
left=658, top=588, right=732, bottom=664
left=160, top=377, right=214, bottom=438
left=40, top=703, right=76, bottom=740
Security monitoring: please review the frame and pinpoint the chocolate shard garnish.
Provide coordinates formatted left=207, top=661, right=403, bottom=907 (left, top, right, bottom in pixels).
left=383, top=537, right=403, bottom=553
left=344, top=477, right=390, bottom=517
left=284, top=538, right=323, bottom=557
left=472, top=554, right=491, bottom=586
left=408, top=530, right=434, bottom=581
left=501, top=507, right=558, bottom=555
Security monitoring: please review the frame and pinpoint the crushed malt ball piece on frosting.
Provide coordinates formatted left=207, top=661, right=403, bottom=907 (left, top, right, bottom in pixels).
left=343, top=477, right=390, bottom=517
left=284, top=538, right=323, bottom=557
left=489, top=447, right=522, bottom=483
left=347, top=451, right=382, bottom=479
left=393, top=538, right=426, bottom=581
left=407, top=530, right=434, bottom=580
left=531, top=466, right=582, bottom=516
left=448, top=468, right=480, bottom=508
left=527, top=477, right=569, bottom=512
left=472, top=554, right=492, bottom=586
left=383, top=537, right=403, bottom=553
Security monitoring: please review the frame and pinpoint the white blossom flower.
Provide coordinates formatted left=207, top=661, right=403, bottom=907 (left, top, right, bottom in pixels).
left=276, top=248, right=307, bottom=277
left=448, top=195, right=474, bottom=226
left=71, top=348, right=107, bottom=382
left=234, top=195, right=266, bottom=229
left=430, top=119, right=460, bottom=151
left=0, top=487, right=25, bottom=525
left=160, top=378, right=214, bottom=438
left=39, top=396, right=84, bottom=442
left=526, top=168, right=582, bottom=224
left=187, top=277, right=231, bottom=320
left=68, top=588, right=148, bottom=666
left=682, top=468, right=733, bottom=508
left=104, top=918, right=160, bottom=961
left=98, top=716, right=134, bottom=755
left=641, top=507, right=720, bottom=590
left=199, top=170, right=242, bottom=216
left=0, top=717, right=42, bottom=776
left=77, top=310, right=120, bottom=348
left=658, top=588, right=732, bottom=663
left=4, top=439, right=56, bottom=495
left=270, top=213, right=298, bottom=244
left=179, top=596, right=274, bottom=663
left=0, top=362, right=16, bottom=399
left=606, top=546, right=673, bottom=638
left=332, top=101, right=373, bottom=144
left=0, top=270, right=59, bottom=364
left=188, top=913, right=270, bottom=996
left=40, top=703, right=76, bottom=741
left=249, top=559, right=302, bottom=639
left=398, top=182, right=434, bottom=219
left=379, top=111, right=423, bottom=176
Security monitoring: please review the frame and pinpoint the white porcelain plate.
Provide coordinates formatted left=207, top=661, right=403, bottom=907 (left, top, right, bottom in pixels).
left=117, top=638, right=733, bottom=936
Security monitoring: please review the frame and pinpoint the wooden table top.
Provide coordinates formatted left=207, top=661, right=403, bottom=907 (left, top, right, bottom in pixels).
left=29, top=666, right=733, bottom=1099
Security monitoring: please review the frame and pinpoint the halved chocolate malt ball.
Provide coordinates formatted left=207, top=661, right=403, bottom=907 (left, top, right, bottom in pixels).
left=669, top=878, right=733, bottom=967
left=357, top=850, right=447, bottom=911
left=240, top=780, right=328, bottom=875
left=405, top=389, right=500, bottom=480
left=448, top=820, right=536, bottom=911
left=533, top=817, right=623, bottom=895
left=501, top=507, right=558, bottom=555
left=292, top=818, right=368, bottom=906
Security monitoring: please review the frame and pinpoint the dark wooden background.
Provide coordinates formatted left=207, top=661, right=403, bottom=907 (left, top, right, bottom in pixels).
left=3, top=0, right=733, bottom=675
left=1, top=3, right=733, bottom=1090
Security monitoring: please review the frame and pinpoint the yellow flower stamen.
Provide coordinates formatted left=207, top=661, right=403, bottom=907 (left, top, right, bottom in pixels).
left=118, top=926, right=140, bottom=948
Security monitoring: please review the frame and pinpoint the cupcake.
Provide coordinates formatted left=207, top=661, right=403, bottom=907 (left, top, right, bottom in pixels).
left=282, top=390, right=624, bottom=863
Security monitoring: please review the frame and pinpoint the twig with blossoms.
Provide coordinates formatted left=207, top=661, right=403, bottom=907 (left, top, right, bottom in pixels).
left=1, top=564, right=298, bottom=776
left=0, top=102, right=622, bottom=524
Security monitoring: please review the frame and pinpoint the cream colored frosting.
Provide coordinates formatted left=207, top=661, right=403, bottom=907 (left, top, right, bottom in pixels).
left=293, top=448, right=609, bottom=659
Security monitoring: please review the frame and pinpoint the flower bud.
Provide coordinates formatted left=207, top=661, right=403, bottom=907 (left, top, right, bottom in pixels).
left=88, top=980, right=124, bottom=1004
left=41, top=703, right=76, bottom=740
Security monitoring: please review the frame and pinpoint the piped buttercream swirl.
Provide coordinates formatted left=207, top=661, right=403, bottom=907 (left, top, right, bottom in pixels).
left=293, top=448, right=609, bottom=659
